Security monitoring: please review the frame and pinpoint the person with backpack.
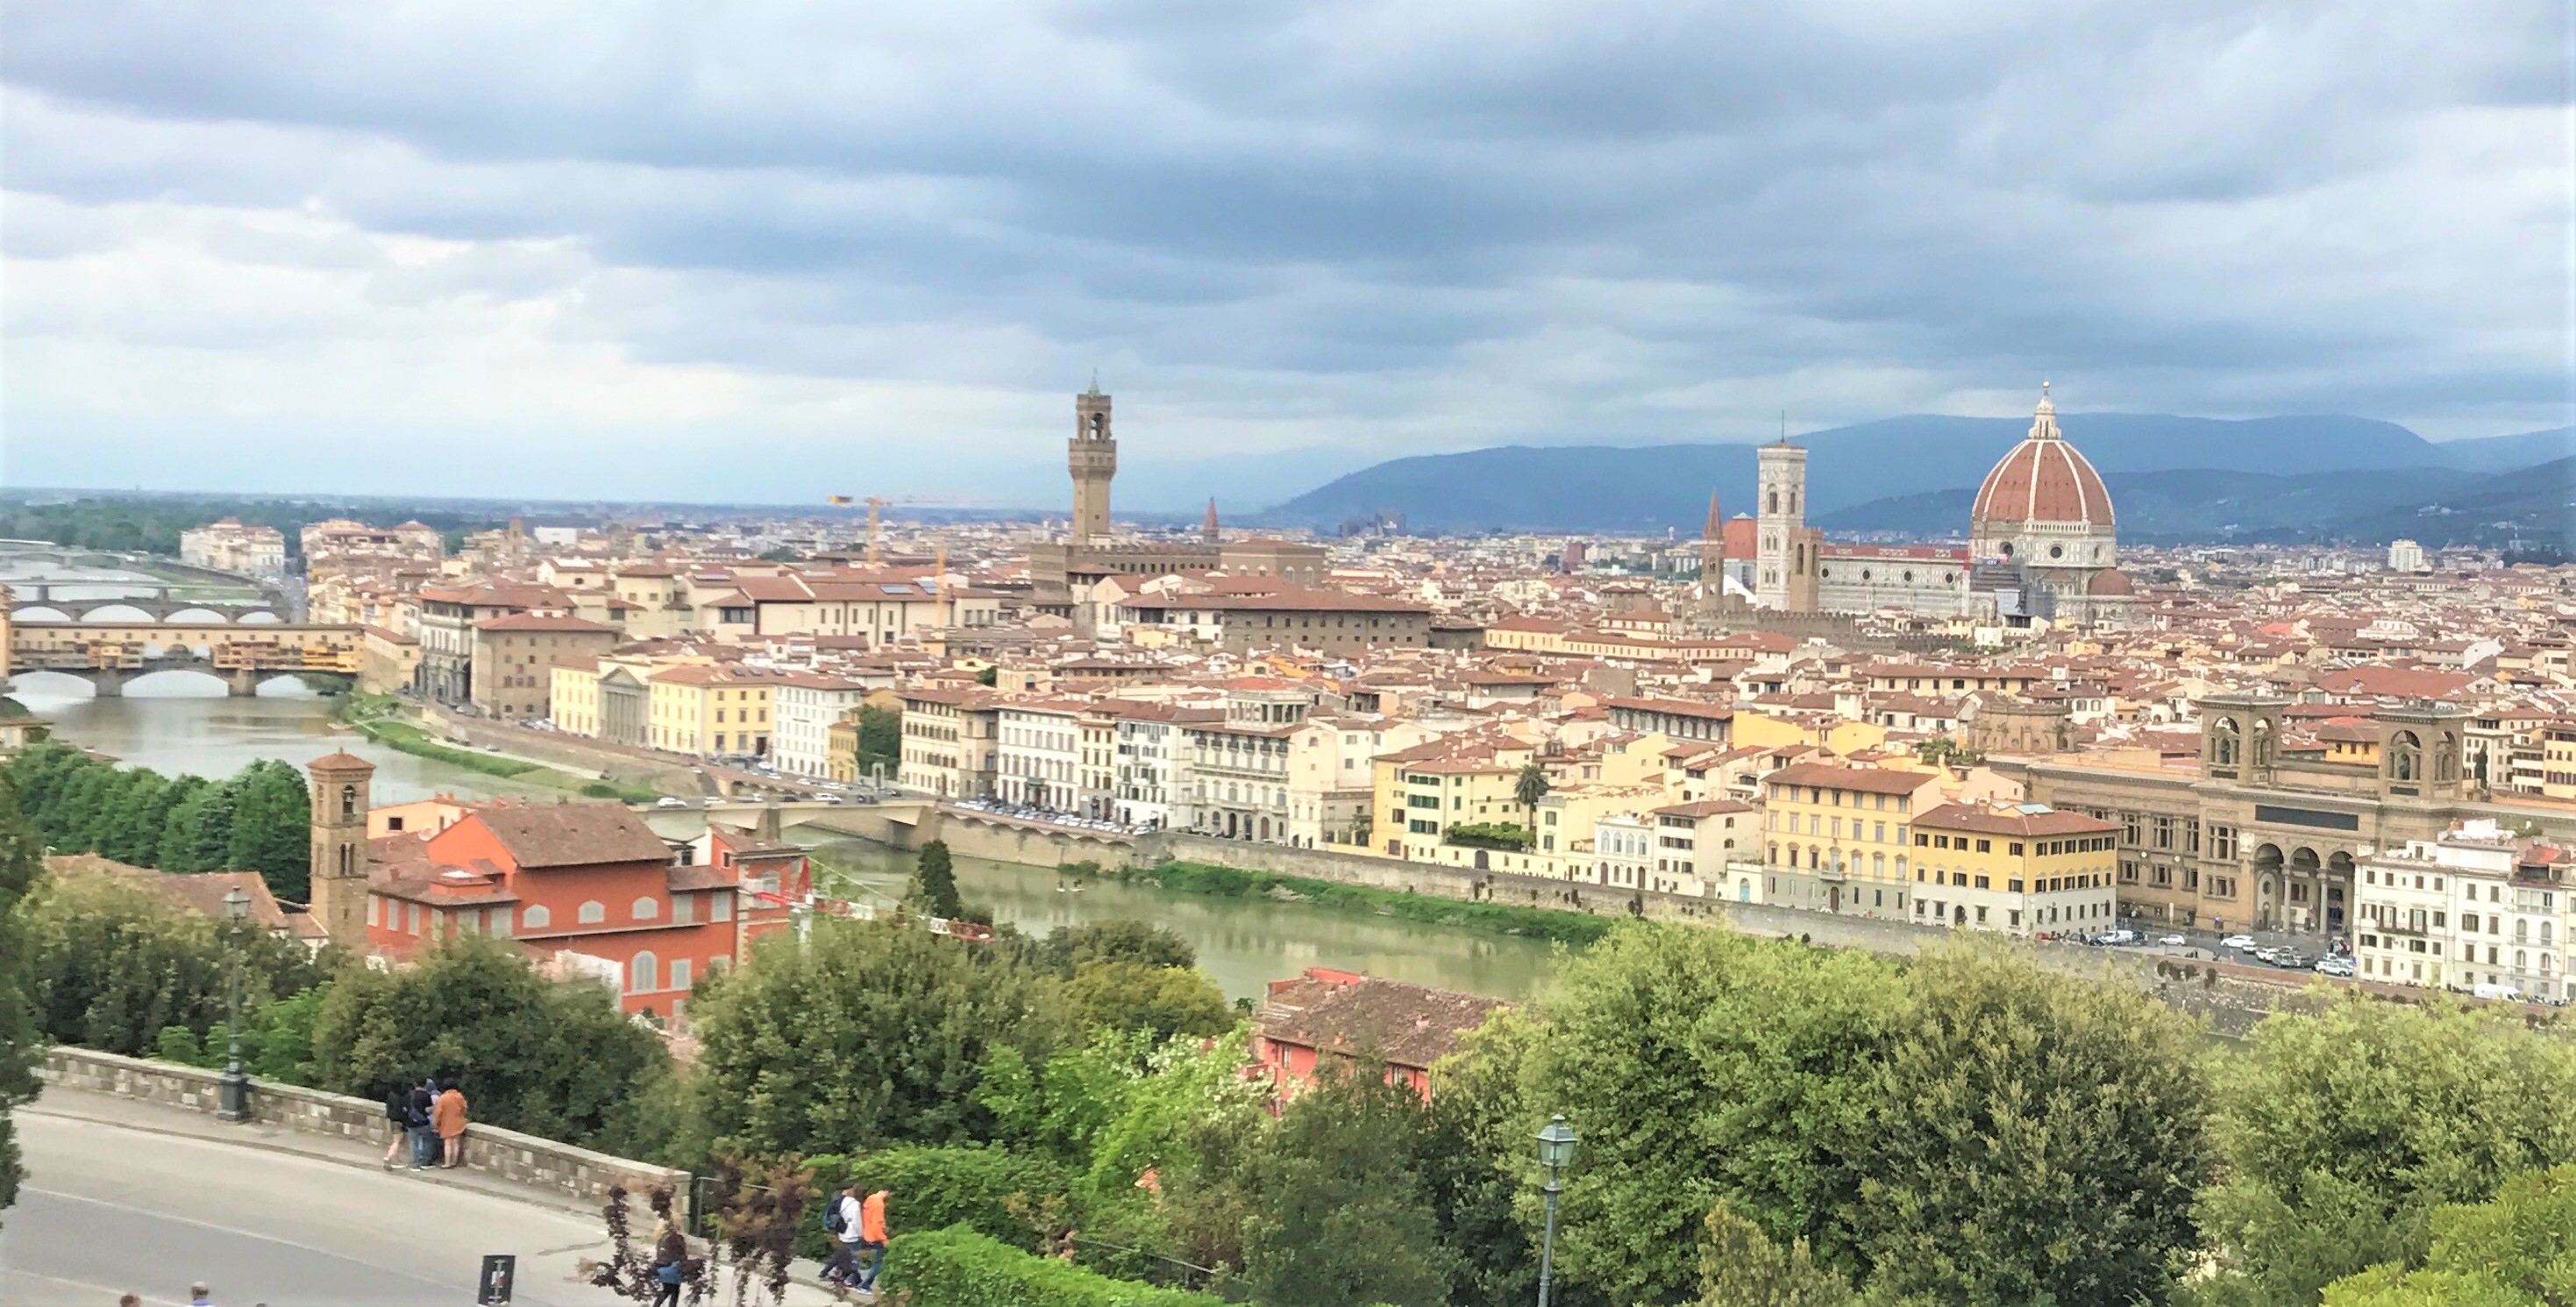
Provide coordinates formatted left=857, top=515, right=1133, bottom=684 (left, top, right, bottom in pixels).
left=822, top=1180, right=865, bottom=1290
left=405, top=1078, right=437, bottom=1171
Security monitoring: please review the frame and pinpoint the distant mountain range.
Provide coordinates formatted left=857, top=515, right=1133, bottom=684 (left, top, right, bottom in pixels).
left=1256, top=416, right=2573, bottom=543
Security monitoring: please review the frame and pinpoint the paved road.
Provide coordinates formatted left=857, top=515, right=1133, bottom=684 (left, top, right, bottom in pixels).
left=2, top=1108, right=836, bottom=1307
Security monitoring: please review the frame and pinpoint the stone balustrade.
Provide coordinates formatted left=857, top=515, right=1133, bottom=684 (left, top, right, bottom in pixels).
left=39, top=1046, right=688, bottom=1218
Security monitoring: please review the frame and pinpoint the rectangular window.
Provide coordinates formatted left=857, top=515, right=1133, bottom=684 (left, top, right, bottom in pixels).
left=672, top=893, right=694, bottom=926
left=670, top=959, right=694, bottom=992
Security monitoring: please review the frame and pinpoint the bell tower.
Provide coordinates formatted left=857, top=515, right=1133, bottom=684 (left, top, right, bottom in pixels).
left=1070, top=381, right=1118, bottom=545
left=307, top=750, right=377, bottom=950
left=1755, top=441, right=1816, bottom=612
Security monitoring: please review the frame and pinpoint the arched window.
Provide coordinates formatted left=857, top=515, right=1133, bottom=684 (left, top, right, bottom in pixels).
left=522, top=905, right=551, bottom=930
left=2389, top=730, right=2421, bottom=783
left=630, top=951, right=658, bottom=994
left=2210, top=717, right=2239, bottom=767
left=633, top=896, right=659, bottom=920
left=339, top=784, right=358, bottom=819
left=2514, top=949, right=2528, bottom=973
left=2516, top=919, right=2530, bottom=945
left=338, top=844, right=354, bottom=877
left=579, top=900, right=605, bottom=925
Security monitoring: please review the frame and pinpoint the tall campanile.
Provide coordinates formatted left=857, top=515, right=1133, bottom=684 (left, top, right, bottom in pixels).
left=1070, top=381, right=1118, bottom=544
left=306, top=750, right=377, bottom=951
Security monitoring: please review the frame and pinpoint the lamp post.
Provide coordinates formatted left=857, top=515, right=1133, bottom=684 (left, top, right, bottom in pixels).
left=216, top=885, right=252, bottom=1123
left=1534, top=1114, right=1577, bottom=1307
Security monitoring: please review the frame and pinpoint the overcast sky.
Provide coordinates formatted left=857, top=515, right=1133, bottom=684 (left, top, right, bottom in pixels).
left=2, top=0, right=2568, bottom=508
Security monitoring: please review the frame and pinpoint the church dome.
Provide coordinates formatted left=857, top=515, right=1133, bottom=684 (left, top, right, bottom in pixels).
left=2086, top=567, right=2135, bottom=597
left=1970, top=385, right=2115, bottom=530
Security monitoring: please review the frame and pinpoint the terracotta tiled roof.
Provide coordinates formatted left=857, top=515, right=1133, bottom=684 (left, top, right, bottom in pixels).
left=1258, top=970, right=1506, bottom=1070
left=1913, top=802, right=2117, bottom=838
left=464, top=805, right=673, bottom=870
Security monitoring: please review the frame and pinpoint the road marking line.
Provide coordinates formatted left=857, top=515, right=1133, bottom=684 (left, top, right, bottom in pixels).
left=23, top=1187, right=456, bottom=1286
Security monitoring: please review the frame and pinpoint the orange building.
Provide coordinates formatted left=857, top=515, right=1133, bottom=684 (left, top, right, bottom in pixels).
left=358, top=792, right=745, bottom=1018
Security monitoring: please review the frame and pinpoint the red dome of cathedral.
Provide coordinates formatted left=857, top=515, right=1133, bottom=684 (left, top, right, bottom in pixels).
left=2086, top=567, right=2135, bottom=597
left=1969, top=385, right=2115, bottom=529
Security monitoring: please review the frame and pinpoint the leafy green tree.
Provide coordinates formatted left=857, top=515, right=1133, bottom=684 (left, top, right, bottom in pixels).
left=223, top=761, right=310, bottom=902
left=0, top=771, right=48, bottom=1217
left=857, top=705, right=901, bottom=779
left=1037, top=920, right=1197, bottom=973
left=20, top=873, right=327, bottom=1056
left=309, top=935, right=667, bottom=1149
left=1841, top=948, right=2215, bottom=1307
left=1519, top=922, right=1896, bottom=1304
left=1064, top=962, right=1232, bottom=1044
left=1696, top=1202, right=1860, bottom=1307
left=2322, top=1164, right=2576, bottom=1307
left=689, top=915, right=1059, bottom=1157
left=909, top=840, right=965, bottom=920
left=1420, top=1008, right=1552, bottom=1307
left=2199, top=996, right=2576, bottom=1307
left=1512, top=761, right=1551, bottom=839
left=51, top=765, right=114, bottom=852
left=100, top=771, right=178, bottom=866
left=161, top=778, right=237, bottom=874
left=1240, top=1062, right=1457, bottom=1307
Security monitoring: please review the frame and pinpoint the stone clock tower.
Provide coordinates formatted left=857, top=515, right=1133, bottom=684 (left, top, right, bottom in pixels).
left=1070, top=382, right=1117, bottom=544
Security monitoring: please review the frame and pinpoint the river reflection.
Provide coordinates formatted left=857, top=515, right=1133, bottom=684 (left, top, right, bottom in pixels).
left=799, top=835, right=1562, bottom=1003
left=4, top=671, right=553, bottom=803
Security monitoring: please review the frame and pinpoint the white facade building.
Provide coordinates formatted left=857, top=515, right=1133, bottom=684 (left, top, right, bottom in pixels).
left=771, top=676, right=872, bottom=780
left=179, top=519, right=288, bottom=579
left=2354, top=820, right=2575, bottom=1000
left=996, top=702, right=1085, bottom=811
left=1593, top=814, right=1652, bottom=890
left=2387, top=538, right=2429, bottom=572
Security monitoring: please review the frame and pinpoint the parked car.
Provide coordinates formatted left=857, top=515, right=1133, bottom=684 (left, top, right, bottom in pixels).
left=2314, top=957, right=2356, bottom=977
left=655, top=797, right=688, bottom=808
left=2473, top=983, right=2525, bottom=1002
left=2219, top=934, right=2258, bottom=950
left=2156, top=934, right=2188, bottom=947
left=2269, top=951, right=2312, bottom=970
left=2094, top=929, right=2140, bottom=947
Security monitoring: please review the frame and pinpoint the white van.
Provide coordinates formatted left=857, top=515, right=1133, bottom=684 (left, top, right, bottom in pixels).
left=2472, top=983, right=2523, bottom=1002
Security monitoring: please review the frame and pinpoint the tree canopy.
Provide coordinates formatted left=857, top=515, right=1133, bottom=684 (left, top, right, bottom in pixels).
left=2197, top=995, right=2576, bottom=1306
left=689, top=915, right=1060, bottom=1156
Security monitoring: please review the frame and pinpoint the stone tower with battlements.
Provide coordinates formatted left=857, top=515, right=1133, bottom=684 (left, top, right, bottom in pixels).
left=306, top=750, right=376, bottom=951
left=1071, top=383, right=1118, bottom=544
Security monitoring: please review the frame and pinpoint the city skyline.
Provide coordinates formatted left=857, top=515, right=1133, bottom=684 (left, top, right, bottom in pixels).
left=2, top=2, right=2568, bottom=504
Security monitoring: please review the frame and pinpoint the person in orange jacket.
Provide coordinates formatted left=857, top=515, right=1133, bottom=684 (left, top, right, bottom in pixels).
left=432, top=1081, right=469, bottom=1168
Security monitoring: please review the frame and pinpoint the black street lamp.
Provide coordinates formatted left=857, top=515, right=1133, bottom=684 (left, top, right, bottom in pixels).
left=216, top=884, right=252, bottom=1123
left=1534, top=1114, right=1578, bottom=1307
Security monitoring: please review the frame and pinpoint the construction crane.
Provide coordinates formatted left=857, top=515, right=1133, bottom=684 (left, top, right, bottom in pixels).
left=825, top=494, right=985, bottom=567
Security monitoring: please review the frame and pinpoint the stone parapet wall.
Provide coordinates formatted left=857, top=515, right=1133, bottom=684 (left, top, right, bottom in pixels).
left=39, top=1047, right=688, bottom=1216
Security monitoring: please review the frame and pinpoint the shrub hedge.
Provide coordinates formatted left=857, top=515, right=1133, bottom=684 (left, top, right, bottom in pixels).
left=798, top=1146, right=1075, bottom=1261
left=880, top=1226, right=1224, bottom=1307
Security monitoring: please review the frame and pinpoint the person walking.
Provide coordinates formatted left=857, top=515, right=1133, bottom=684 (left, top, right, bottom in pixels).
left=821, top=1181, right=865, bottom=1290
left=405, top=1078, right=436, bottom=1171
left=649, top=1215, right=688, bottom=1307
left=853, top=1186, right=892, bottom=1296
left=189, top=1285, right=215, bottom=1306
left=433, top=1080, right=469, bottom=1168
left=380, top=1082, right=410, bottom=1169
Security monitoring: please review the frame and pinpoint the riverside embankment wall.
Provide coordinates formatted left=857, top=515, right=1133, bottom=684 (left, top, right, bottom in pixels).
left=833, top=808, right=2322, bottom=1036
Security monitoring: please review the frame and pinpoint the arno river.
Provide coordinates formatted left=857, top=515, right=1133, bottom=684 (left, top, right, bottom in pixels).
left=6, top=672, right=1560, bottom=1002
